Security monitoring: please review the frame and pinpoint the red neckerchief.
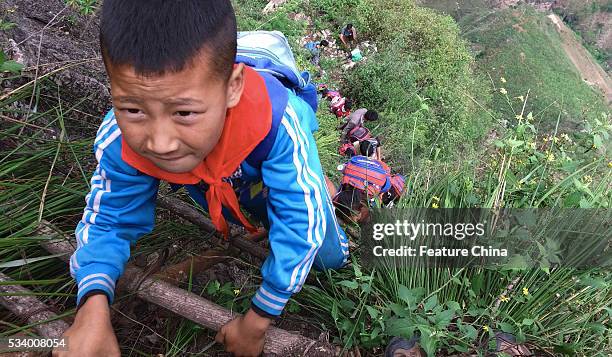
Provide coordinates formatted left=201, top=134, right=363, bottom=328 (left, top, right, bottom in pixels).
left=121, top=66, right=271, bottom=238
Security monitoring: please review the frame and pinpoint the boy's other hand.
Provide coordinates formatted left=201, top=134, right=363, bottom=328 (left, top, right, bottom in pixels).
left=215, top=309, right=271, bottom=357
left=52, top=294, right=120, bottom=357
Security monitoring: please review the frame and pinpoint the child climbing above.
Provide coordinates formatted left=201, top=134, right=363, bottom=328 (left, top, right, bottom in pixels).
left=359, top=137, right=382, bottom=161
left=304, top=39, right=329, bottom=66
left=56, top=2, right=349, bottom=357
left=318, top=85, right=341, bottom=102
left=338, top=108, right=379, bottom=143
left=339, top=139, right=357, bottom=158
left=358, top=140, right=407, bottom=206
left=340, top=23, right=357, bottom=49
left=339, top=134, right=381, bottom=158
left=330, top=96, right=352, bottom=118
left=332, top=155, right=392, bottom=223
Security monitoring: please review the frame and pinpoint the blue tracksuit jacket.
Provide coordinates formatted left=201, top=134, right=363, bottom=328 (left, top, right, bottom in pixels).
left=70, top=90, right=350, bottom=317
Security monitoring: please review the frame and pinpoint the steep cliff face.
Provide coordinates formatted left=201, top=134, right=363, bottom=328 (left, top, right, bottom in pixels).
left=551, top=0, right=611, bottom=72
left=418, top=0, right=611, bottom=73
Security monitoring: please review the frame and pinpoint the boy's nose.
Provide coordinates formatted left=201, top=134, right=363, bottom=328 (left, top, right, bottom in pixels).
left=145, top=120, right=180, bottom=156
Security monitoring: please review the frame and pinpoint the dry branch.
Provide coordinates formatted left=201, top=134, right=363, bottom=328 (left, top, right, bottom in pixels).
left=0, top=273, right=70, bottom=339
left=37, top=221, right=336, bottom=356
left=154, top=246, right=239, bottom=285
left=157, top=196, right=269, bottom=260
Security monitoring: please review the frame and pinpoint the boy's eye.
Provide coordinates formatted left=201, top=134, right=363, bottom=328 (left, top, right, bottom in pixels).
left=176, top=111, right=193, bottom=117
left=126, top=108, right=142, bottom=114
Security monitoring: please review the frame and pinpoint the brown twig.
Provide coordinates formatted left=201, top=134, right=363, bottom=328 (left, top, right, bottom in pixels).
left=157, top=196, right=268, bottom=260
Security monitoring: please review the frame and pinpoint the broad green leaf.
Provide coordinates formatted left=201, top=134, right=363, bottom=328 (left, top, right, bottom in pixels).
left=499, top=322, right=515, bottom=334
left=503, top=254, right=530, bottom=270
left=451, top=344, right=468, bottom=353
left=331, top=301, right=339, bottom=321
left=338, top=280, right=358, bottom=289
left=386, top=317, right=415, bottom=338
left=464, top=325, right=477, bottom=341
left=507, top=139, right=524, bottom=148
left=494, top=139, right=505, bottom=148
left=398, top=285, right=425, bottom=309
left=0, top=60, right=23, bottom=73
left=390, top=303, right=408, bottom=318
left=446, top=301, right=461, bottom=312
left=419, top=327, right=437, bottom=356
left=424, top=295, right=438, bottom=312
left=521, top=318, right=534, bottom=326
left=593, top=134, right=603, bottom=148
left=366, top=306, right=379, bottom=319
left=435, top=309, right=454, bottom=328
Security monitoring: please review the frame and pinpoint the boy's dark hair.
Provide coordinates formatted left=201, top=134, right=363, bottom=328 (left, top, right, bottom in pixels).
left=321, top=88, right=330, bottom=96
left=320, top=40, right=329, bottom=47
left=334, top=185, right=364, bottom=220
left=100, top=0, right=237, bottom=80
left=364, top=110, right=379, bottom=121
left=360, top=140, right=376, bottom=157
left=345, top=145, right=356, bottom=158
left=381, top=190, right=398, bottom=206
left=344, top=100, right=353, bottom=110
left=346, top=23, right=354, bottom=29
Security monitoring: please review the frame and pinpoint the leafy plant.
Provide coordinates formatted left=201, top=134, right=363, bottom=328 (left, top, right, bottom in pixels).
left=64, top=0, right=98, bottom=15
left=0, top=50, right=23, bottom=73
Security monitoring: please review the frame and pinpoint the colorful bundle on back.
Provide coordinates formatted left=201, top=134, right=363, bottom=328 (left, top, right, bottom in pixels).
left=341, top=156, right=391, bottom=196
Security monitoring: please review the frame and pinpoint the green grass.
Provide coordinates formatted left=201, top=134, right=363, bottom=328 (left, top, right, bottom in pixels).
left=1, top=1, right=611, bottom=356
left=460, top=6, right=609, bottom=131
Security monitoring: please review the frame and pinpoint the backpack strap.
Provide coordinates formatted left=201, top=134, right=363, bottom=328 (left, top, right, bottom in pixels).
left=244, top=71, right=287, bottom=169
left=390, top=174, right=406, bottom=195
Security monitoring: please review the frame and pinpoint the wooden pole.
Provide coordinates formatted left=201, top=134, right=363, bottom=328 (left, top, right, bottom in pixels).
left=37, top=222, right=336, bottom=356
left=0, top=274, right=70, bottom=340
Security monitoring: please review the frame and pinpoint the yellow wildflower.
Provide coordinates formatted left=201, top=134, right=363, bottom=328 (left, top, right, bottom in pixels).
left=501, top=77, right=507, bottom=83
left=432, top=202, right=439, bottom=209
left=233, top=289, right=240, bottom=296
left=608, top=161, right=612, bottom=168
left=528, top=142, right=536, bottom=150
left=560, top=133, right=570, bottom=141
left=583, top=175, right=592, bottom=184
left=500, top=88, right=507, bottom=95
left=553, top=137, right=559, bottom=144
left=546, top=153, right=555, bottom=162
left=516, top=95, right=525, bottom=102
left=432, top=196, right=440, bottom=201
left=523, top=287, right=529, bottom=296
left=515, top=114, right=523, bottom=121
left=500, top=295, right=510, bottom=302
left=483, top=325, right=490, bottom=332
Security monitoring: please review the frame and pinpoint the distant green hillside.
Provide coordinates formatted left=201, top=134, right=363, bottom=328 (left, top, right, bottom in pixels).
left=460, top=6, right=609, bottom=130
left=416, top=0, right=491, bottom=20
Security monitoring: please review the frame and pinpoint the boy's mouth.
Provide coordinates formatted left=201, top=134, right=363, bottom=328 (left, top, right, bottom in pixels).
left=151, top=154, right=187, bottom=162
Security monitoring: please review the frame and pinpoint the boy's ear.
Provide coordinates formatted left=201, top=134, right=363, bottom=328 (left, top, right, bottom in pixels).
left=226, top=63, right=245, bottom=109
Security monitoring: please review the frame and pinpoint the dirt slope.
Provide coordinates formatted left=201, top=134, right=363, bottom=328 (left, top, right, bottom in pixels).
left=547, top=13, right=612, bottom=105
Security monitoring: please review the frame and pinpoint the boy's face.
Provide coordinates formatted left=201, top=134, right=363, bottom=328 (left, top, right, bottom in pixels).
left=107, top=54, right=244, bottom=173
